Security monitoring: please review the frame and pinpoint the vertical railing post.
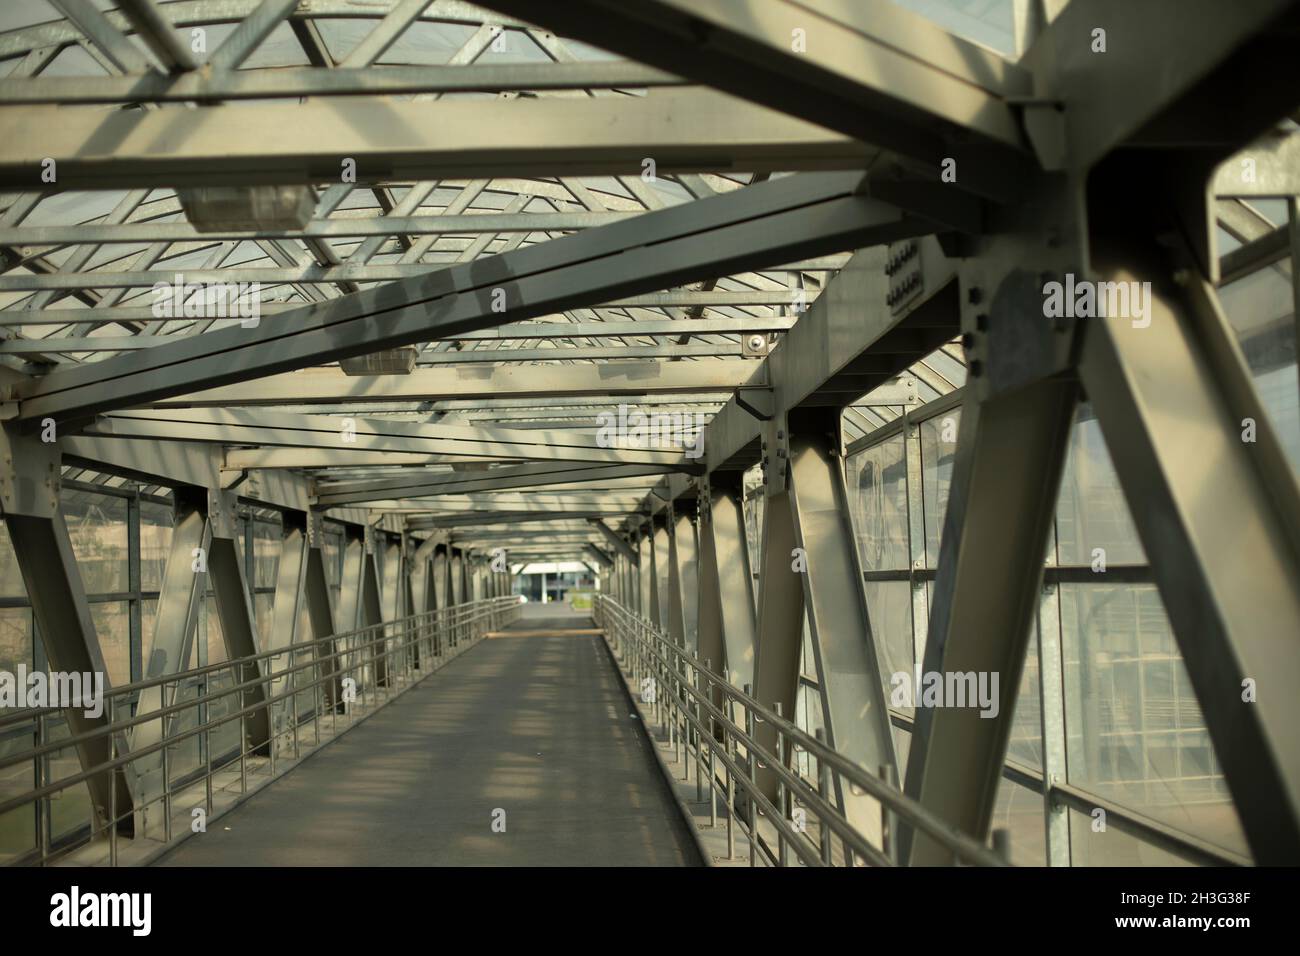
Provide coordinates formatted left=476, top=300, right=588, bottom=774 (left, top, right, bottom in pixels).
left=816, top=728, right=831, bottom=865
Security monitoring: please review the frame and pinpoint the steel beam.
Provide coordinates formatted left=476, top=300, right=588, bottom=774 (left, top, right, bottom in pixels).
left=303, top=514, right=342, bottom=708
left=1025, top=0, right=1300, bottom=172
left=1078, top=236, right=1300, bottom=864
left=476, top=0, right=1033, bottom=201
left=401, top=493, right=647, bottom=516
left=650, top=521, right=669, bottom=628
left=205, top=490, right=273, bottom=757
left=207, top=0, right=300, bottom=72
left=696, top=476, right=756, bottom=693
left=154, top=362, right=763, bottom=409
left=47, top=0, right=153, bottom=74
left=115, top=0, right=199, bottom=72
left=381, top=537, right=403, bottom=674
left=315, top=463, right=687, bottom=507
left=0, top=60, right=682, bottom=104
left=128, top=489, right=209, bottom=831
left=13, top=291, right=837, bottom=328
left=0, top=428, right=135, bottom=833
left=90, top=407, right=685, bottom=467
left=664, top=512, right=688, bottom=648
left=16, top=172, right=923, bottom=423
left=0, top=211, right=639, bottom=246
left=414, top=510, right=628, bottom=529
left=713, top=243, right=956, bottom=472
left=900, top=375, right=1075, bottom=866
left=451, top=551, right=464, bottom=606
left=786, top=416, right=897, bottom=847
left=432, top=547, right=449, bottom=614
left=223, top=449, right=486, bottom=470
left=335, top=530, right=364, bottom=635
left=0, top=89, right=870, bottom=193
left=360, top=538, right=387, bottom=687
left=639, top=531, right=654, bottom=623
left=589, top=519, right=637, bottom=563
left=266, top=512, right=308, bottom=735
left=669, top=510, right=699, bottom=652
left=749, top=466, right=806, bottom=822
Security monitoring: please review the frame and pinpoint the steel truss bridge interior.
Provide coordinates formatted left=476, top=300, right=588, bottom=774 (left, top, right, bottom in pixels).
left=0, top=0, right=1297, bottom=868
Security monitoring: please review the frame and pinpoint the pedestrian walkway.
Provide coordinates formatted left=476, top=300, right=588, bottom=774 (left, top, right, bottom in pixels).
left=155, top=606, right=700, bottom=866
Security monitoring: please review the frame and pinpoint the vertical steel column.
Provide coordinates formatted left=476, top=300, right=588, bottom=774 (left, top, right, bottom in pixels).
left=359, top=528, right=386, bottom=687
left=206, top=489, right=272, bottom=757
left=267, top=511, right=308, bottom=736
left=652, top=518, right=671, bottom=629
left=427, top=542, right=443, bottom=650
left=625, top=544, right=638, bottom=614
left=406, top=538, right=425, bottom=669
left=750, top=416, right=805, bottom=811
left=1078, top=234, right=1300, bottom=863
left=382, top=537, right=403, bottom=622
left=129, top=488, right=209, bottom=829
left=433, top=545, right=449, bottom=610
left=700, top=474, right=757, bottom=693
left=696, top=483, right=726, bottom=706
left=670, top=507, right=699, bottom=652
left=335, top=529, right=364, bottom=633
left=664, top=506, right=687, bottom=648
left=0, top=429, right=134, bottom=833
left=451, top=550, right=464, bottom=605
left=335, top=528, right=365, bottom=689
left=638, top=527, right=655, bottom=624
left=901, top=381, right=1076, bottom=864
left=303, top=514, right=341, bottom=708
left=409, top=544, right=428, bottom=618
left=382, top=535, right=402, bottom=674
left=786, top=413, right=898, bottom=845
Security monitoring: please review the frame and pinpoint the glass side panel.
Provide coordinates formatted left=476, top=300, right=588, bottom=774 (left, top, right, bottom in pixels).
left=1059, top=583, right=1248, bottom=859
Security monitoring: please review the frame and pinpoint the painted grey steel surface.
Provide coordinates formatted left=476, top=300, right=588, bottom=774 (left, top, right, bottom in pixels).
left=0, top=90, right=870, bottom=192
left=698, top=479, right=756, bottom=693
left=787, top=425, right=897, bottom=845
left=749, top=482, right=804, bottom=815
left=1, top=483, right=136, bottom=831
left=1078, top=243, right=1300, bottom=864
left=901, top=381, right=1077, bottom=865
left=128, top=492, right=209, bottom=828
left=0, top=0, right=1295, bottom=869
left=152, top=363, right=763, bottom=408
left=670, top=511, right=699, bottom=653
left=15, top=173, right=921, bottom=422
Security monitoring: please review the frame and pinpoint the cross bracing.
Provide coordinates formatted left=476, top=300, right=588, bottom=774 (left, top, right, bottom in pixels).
left=0, top=0, right=1296, bottom=873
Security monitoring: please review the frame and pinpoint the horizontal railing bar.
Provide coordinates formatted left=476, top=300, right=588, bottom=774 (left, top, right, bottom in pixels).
left=0, top=600, right=501, bottom=730
left=595, top=595, right=1005, bottom=867
left=12, top=604, right=511, bottom=866
left=0, top=599, right=516, bottom=817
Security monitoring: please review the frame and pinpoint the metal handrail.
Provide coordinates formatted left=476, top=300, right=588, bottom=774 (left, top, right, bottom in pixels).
left=594, top=593, right=1006, bottom=868
left=1, top=595, right=520, bottom=866
left=0, top=599, right=499, bottom=733
left=0, top=599, right=510, bottom=766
